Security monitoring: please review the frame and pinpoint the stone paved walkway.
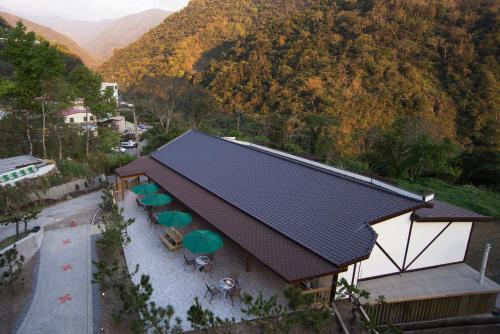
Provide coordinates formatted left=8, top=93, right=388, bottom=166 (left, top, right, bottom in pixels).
left=16, top=223, right=93, bottom=334
left=0, top=191, right=101, bottom=241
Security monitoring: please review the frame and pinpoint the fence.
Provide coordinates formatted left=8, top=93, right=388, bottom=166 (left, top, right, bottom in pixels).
left=302, top=286, right=331, bottom=306
left=366, top=292, right=498, bottom=324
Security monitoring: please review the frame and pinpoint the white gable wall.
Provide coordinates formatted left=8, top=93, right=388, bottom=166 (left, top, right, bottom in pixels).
left=406, top=222, right=471, bottom=270
left=337, top=211, right=473, bottom=286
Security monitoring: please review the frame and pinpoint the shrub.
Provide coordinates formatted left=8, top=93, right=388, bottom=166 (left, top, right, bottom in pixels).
left=56, top=159, right=90, bottom=179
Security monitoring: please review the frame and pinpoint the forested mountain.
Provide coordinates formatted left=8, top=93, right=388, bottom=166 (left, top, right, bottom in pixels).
left=100, top=0, right=310, bottom=87
left=201, top=0, right=499, bottom=158
left=83, top=9, right=172, bottom=61
left=0, top=12, right=99, bottom=68
left=106, top=0, right=498, bottom=189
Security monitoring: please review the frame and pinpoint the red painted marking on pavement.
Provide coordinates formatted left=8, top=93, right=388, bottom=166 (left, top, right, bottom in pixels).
left=62, top=239, right=72, bottom=245
left=58, top=293, right=72, bottom=304
left=62, top=264, right=73, bottom=272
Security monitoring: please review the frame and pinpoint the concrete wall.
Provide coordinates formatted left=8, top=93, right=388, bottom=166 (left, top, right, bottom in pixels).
left=338, top=212, right=473, bottom=285
left=0, top=226, right=44, bottom=271
left=64, top=112, right=95, bottom=124
left=29, top=174, right=106, bottom=201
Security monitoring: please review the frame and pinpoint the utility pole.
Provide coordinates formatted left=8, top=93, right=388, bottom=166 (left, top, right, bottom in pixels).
left=132, top=104, right=140, bottom=158
left=235, top=108, right=243, bottom=133
left=479, top=243, right=492, bottom=284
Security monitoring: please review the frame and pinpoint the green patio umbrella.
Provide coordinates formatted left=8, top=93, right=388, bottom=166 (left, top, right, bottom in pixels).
left=131, top=183, right=159, bottom=195
left=140, top=193, right=172, bottom=206
left=183, top=230, right=224, bottom=254
left=157, top=211, right=192, bottom=229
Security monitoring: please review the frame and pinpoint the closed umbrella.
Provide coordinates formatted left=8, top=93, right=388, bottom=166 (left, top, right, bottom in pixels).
left=157, top=211, right=192, bottom=229
left=140, top=193, right=172, bottom=207
left=131, top=183, right=159, bottom=195
left=183, top=230, right=223, bottom=254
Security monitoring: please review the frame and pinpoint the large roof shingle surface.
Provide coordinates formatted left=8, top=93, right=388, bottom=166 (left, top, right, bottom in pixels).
left=150, top=131, right=423, bottom=266
left=413, top=200, right=492, bottom=222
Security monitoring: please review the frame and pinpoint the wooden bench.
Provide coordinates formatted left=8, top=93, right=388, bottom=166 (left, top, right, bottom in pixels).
left=159, top=227, right=183, bottom=251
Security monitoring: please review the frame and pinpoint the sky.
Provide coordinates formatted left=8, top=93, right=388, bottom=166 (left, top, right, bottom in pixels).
left=0, top=0, right=189, bottom=21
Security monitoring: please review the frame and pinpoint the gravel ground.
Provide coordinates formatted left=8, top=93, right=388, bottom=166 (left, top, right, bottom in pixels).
left=465, top=220, right=500, bottom=284
left=10, top=252, right=40, bottom=334
left=91, top=235, right=101, bottom=334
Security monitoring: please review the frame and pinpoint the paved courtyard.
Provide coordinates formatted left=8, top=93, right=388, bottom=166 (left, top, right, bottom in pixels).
left=121, top=190, right=287, bottom=330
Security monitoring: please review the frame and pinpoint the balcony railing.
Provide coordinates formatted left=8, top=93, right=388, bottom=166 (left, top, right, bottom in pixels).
left=301, top=286, right=331, bottom=306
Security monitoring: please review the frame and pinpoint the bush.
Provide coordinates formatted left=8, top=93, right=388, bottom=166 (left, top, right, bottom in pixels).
left=103, top=154, right=136, bottom=175
left=56, top=159, right=90, bottom=179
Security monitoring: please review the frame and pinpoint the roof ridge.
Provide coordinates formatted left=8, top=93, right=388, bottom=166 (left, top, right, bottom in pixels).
left=190, top=130, right=427, bottom=203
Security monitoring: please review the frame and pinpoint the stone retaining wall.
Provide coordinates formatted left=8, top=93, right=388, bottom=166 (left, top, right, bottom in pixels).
left=29, top=174, right=106, bottom=201
left=0, top=226, right=44, bottom=268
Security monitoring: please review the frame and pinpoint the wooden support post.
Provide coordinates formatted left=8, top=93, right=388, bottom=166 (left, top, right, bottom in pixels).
left=245, top=254, right=251, bottom=272
left=329, top=273, right=339, bottom=304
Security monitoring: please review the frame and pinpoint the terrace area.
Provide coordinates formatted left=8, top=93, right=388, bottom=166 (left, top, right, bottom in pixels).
left=119, top=189, right=288, bottom=330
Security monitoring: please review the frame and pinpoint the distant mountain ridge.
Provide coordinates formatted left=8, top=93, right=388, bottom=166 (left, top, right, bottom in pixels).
left=100, top=0, right=310, bottom=87
left=0, top=11, right=99, bottom=68
left=83, top=9, right=171, bottom=60
left=26, top=9, right=171, bottom=63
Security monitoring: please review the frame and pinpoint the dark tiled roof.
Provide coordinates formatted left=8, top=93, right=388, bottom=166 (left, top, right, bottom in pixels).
left=117, top=156, right=338, bottom=281
left=0, top=155, right=43, bottom=175
left=116, top=155, right=160, bottom=177
left=413, top=200, right=492, bottom=222
left=150, top=131, right=423, bottom=266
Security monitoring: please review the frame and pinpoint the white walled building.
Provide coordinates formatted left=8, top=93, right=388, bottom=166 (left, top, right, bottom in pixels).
left=61, top=109, right=96, bottom=124
left=101, top=82, right=119, bottom=104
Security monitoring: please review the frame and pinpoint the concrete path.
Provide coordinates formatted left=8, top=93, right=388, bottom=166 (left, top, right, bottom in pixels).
left=16, top=222, right=93, bottom=334
left=0, top=191, right=101, bottom=241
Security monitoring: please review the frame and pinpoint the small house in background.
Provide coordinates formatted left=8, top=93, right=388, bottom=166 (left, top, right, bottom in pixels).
left=101, top=82, right=119, bottom=105
left=0, top=155, right=55, bottom=186
left=98, top=115, right=142, bottom=134
left=61, top=109, right=96, bottom=125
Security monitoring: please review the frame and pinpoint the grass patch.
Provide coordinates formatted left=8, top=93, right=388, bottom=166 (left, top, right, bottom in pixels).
left=56, top=159, right=90, bottom=179
left=392, top=177, right=500, bottom=218
left=0, top=231, right=30, bottom=250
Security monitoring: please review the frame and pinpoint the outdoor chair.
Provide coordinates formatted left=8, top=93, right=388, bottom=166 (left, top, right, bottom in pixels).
left=10, top=172, right=18, bottom=179
left=1, top=175, right=9, bottom=182
left=19, top=169, right=27, bottom=176
left=182, top=253, right=195, bottom=270
left=136, top=198, right=146, bottom=210
left=204, top=283, right=221, bottom=304
left=229, top=271, right=240, bottom=284
left=207, top=253, right=216, bottom=265
left=27, top=166, right=36, bottom=173
left=228, top=283, right=241, bottom=306
left=202, top=262, right=213, bottom=273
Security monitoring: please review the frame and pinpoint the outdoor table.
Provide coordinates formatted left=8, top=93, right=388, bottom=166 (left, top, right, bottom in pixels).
left=196, top=256, right=209, bottom=271
left=219, top=277, right=236, bottom=298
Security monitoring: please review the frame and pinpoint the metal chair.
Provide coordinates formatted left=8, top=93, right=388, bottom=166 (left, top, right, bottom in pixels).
left=207, top=253, right=216, bottom=264
left=229, top=271, right=240, bottom=284
left=204, top=283, right=221, bottom=304
left=228, top=283, right=241, bottom=306
left=182, top=253, right=195, bottom=271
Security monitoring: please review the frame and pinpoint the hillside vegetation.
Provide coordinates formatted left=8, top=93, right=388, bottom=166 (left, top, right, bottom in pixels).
left=0, top=11, right=99, bottom=68
left=100, top=0, right=310, bottom=87
left=106, top=0, right=499, bottom=191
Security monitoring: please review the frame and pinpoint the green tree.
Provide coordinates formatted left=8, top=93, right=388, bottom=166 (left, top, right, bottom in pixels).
left=2, top=22, right=65, bottom=157
left=69, top=65, right=116, bottom=158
